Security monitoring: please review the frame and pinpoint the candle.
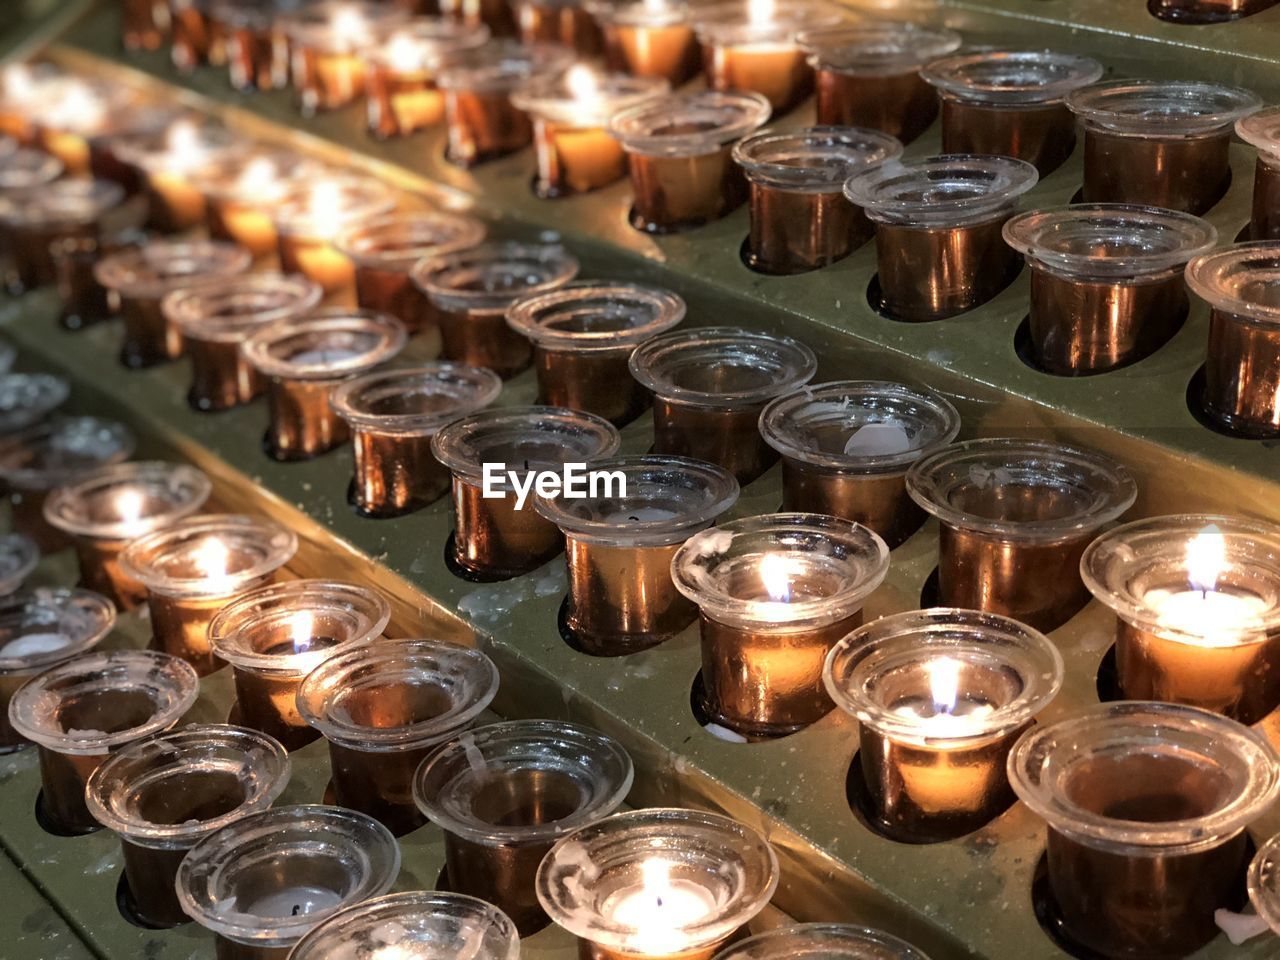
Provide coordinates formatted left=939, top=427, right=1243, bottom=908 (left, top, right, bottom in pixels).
left=283, top=2, right=409, bottom=114
left=169, top=0, right=227, bottom=72
left=116, top=119, right=241, bottom=233
left=121, top=0, right=167, bottom=51
left=0, top=63, right=60, bottom=144
left=1238, top=108, right=1280, bottom=240
left=191, top=149, right=322, bottom=264
left=439, top=0, right=518, bottom=36
left=0, top=178, right=124, bottom=293
left=593, top=0, right=701, bottom=83
left=515, top=0, right=602, bottom=53
left=35, top=78, right=136, bottom=177
left=217, top=0, right=295, bottom=91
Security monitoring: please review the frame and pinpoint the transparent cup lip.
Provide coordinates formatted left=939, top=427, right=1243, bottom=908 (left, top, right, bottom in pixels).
left=162, top=274, right=325, bottom=344
left=176, top=804, right=401, bottom=946
left=511, top=67, right=669, bottom=127
left=609, top=91, right=771, bottom=158
left=281, top=1, right=410, bottom=51
left=241, top=309, right=408, bottom=382
left=367, top=18, right=492, bottom=71
left=330, top=364, right=503, bottom=436
left=0, top=373, right=70, bottom=435
left=1008, top=701, right=1280, bottom=856
left=8, top=650, right=199, bottom=755
left=798, top=23, right=961, bottom=77
left=905, top=438, right=1137, bottom=542
left=37, top=77, right=137, bottom=137
left=589, top=0, right=692, bottom=27
left=335, top=212, right=487, bottom=272
left=844, top=154, right=1039, bottom=228
left=290, top=891, right=520, bottom=960
left=694, top=1, right=843, bottom=46
left=93, top=241, right=253, bottom=300
left=113, top=125, right=242, bottom=175
left=533, top=454, right=740, bottom=546
left=671, top=512, right=890, bottom=629
left=1248, top=832, right=1280, bottom=935
left=411, top=242, right=581, bottom=315
left=0, top=534, right=39, bottom=597
left=0, top=587, right=116, bottom=674
left=759, top=380, right=961, bottom=476
left=43, top=461, right=212, bottom=543
left=1237, top=106, right=1280, bottom=160
left=0, top=62, right=63, bottom=114
left=505, top=281, right=686, bottom=353
left=0, top=178, right=124, bottom=228
left=1065, top=79, right=1262, bottom=138
left=1081, top=513, right=1280, bottom=641
left=84, top=723, right=291, bottom=845
left=296, top=638, right=500, bottom=751
left=733, top=125, right=904, bottom=193
left=1185, top=241, right=1280, bottom=329
left=714, top=923, right=932, bottom=960
left=1003, top=204, right=1218, bottom=281
left=414, top=719, right=634, bottom=846
left=189, top=149, right=326, bottom=205
left=0, top=148, right=63, bottom=190
left=921, top=49, right=1104, bottom=106
left=0, top=416, right=135, bottom=491
left=824, top=607, right=1064, bottom=747
left=118, top=514, right=298, bottom=600
left=431, top=405, right=621, bottom=487
left=629, top=326, right=817, bottom=410
left=208, top=580, right=391, bottom=675
left=436, top=42, right=574, bottom=93
left=273, top=176, right=399, bottom=239
left=538, top=807, right=778, bottom=953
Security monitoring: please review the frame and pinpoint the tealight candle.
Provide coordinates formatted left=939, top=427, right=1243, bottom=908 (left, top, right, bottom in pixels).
left=716, top=924, right=932, bottom=960
left=0, top=178, right=124, bottom=293
left=1238, top=107, right=1280, bottom=240
left=505, top=281, right=686, bottom=424
left=209, top=580, right=390, bottom=750
left=241, top=309, right=407, bottom=461
left=431, top=406, right=620, bottom=580
left=273, top=176, right=398, bottom=306
left=1066, top=79, right=1261, bottom=214
left=85, top=725, right=290, bottom=928
left=513, top=64, right=668, bottom=198
left=176, top=805, right=401, bottom=960
left=215, top=0, right=297, bottom=91
left=7, top=650, right=199, bottom=835
left=535, top=455, right=739, bottom=655
left=191, top=149, right=322, bottom=264
left=169, top=0, right=227, bottom=71
left=121, top=0, right=167, bottom=51
left=118, top=514, right=298, bottom=675
left=826, top=608, right=1063, bottom=842
left=592, top=0, right=701, bottom=83
left=1010, top=703, right=1279, bottom=958
left=798, top=23, right=960, bottom=143
left=845, top=155, right=1038, bottom=322
left=629, top=326, right=816, bottom=484
left=610, top=90, right=770, bottom=233
left=537, top=808, right=778, bottom=960
left=759, top=380, right=961, bottom=548
left=414, top=720, right=633, bottom=935
left=330, top=364, right=502, bottom=518
left=1003, top=204, right=1217, bottom=374
left=282, top=2, right=409, bottom=114
left=515, top=0, right=602, bottom=53
left=0, top=63, right=61, bottom=144
left=0, top=373, right=69, bottom=435
left=0, top=587, right=114, bottom=754
left=33, top=77, right=134, bottom=176
left=297, top=639, right=499, bottom=835
left=907, top=438, right=1137, bottom=632
left=95, top=240, right=254, bottom=368
left=43, top=461, right=212, bottom=609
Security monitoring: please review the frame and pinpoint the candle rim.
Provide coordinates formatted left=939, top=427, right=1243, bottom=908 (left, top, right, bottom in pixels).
left=692, top=0, right=843, bottom=44
left=330, top=363, right=503, bottom=436
left=335, top=210, right=487, bottom=270
left=715, top=922, right=932, bottom=960
left=799, top=22, right=961, bottom=76
left=1237, top=105, right=1280, bottom=157
left=921, top=49, right=1103, bottom=106
left=505, top=280, right=686, bottom=352
left=0, top=146, right=63, bottom=189
left=241, top=309, right=408, bottom=381
left=43, top=460, right=212, bottom=542
left=435, top=41, right=574, bottom=93
left=0, top=372, right=70, bottom=435
left=94, top=240, right=253, bottom=299
left=111, top=123, right=242, bottom=172
left=162, top=273, right=324, bottom=343
left=1185, top=241, right=1280, bottom=329
left=412, top=241, right=581, bottom=313
left=0, top=415, right=135, bottom=490
left=280, top=0, right=411, bottom=51
left=272, top=175, right=400, bottom=238
left=511, top=67, right=669, bottom=127
left=1065, top=78, right=1262, bottom=137
left=366, top=17, right=492, bottom=70
left=609, top=90, right=771, bottom=158
left=0, top=176, right=125, bottom=228
left=588, top=0, right=692, bottom=27
left=843, top=153, right=1039, bottom=228
left=0, top=585, right=113, bottom=673
left=733, top=125, right=904, bottom=192
left=0, top=532, right=38, bottom=598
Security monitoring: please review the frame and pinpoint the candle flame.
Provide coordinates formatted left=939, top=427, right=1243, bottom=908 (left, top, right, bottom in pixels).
left=165, top=119, right=206, bottom=171
left=748, top=0, right=775, bottom=25
left=928, top=657, right=961, bottom=715
left=50, top=81, right=105, bottom=129
left=192, top=536, right=232, bottom=584
left=565, top=64, right=601, bottom=104
left=759, top=553, right=794, bottom=603
left=1186, top=524, right=1226, bottom=595
left=115, top=489, right=146, bottom=527
left=3, top=65, right=32, bottom=103
left=290, top=610, right=316, bottom=654
left=331, top=4, right=370, bottom=41
left=386, top=31, right=422, bottom=74
left=237, top=156, right=280, bottom=196
left=308, top=179, right=346, bottom=238
left=643, top=0, right=669, bottom=12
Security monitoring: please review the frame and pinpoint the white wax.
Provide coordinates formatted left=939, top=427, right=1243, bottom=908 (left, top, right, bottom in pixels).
left=842, top=421, right=912, bottom=457
left=0, top=632, right=70, bottom=659
left=604, top=861, right=717, bottom=954
left=289, top=348, right=361, bottom=366
left=1148, top=588, right=1268, bottom=645
left=244, top=885, right=344, bottom=919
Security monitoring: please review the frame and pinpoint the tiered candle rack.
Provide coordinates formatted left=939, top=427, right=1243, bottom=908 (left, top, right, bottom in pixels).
left=3, top=1, right=1280, bottom=959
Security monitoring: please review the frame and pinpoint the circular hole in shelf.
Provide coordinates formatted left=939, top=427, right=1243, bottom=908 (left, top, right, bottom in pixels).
left=115, top=871, right=186, bottom=930
left=919, top=566, right=941, bottom=608
left=1184, top=365, right=1280, bottom=442
left=556, top=595, right=673, bottom=658
left=1095, top=643, right=1122, bottom=704
left=1147, top=0, right=1260, bottom=24
left=442, top=531, right=516, bottom=584
left=737, top=235, right=855, bottom=276
left=865, top=262, right=1022, bottom=324
left=1013, top=294, right=1188, bottom=378
left=688, top=670, right=814, bottom=744
left=1236, top=221, right=1255, bottom=243
left=34, top=789, right=98, bottom=838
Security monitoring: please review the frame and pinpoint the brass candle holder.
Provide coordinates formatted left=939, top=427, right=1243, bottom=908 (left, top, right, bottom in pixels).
left=297, top=638, right=499, bottom=835
left=412, top=241, right=580, bottom=378
left=1185, top=242, right=1280, bottom=437
left=734, top=126, right=903, bottom=275
left=0, top=178, right=123, bottom=294
left=906, top=438, right=1137, bottom=632
left=591, top=0, right=700, bottom=84
left=845, top=154, right=1038, bottom=322
left=95, top=241, right=254, bottom=368
left=515, top=0, right=602, bottom=54
left=505, top=281, right=685, bottom=424
left=825, top=608, right=1063, bottom=843
left=215, top=0, right=296, bottom=92
left=114, top=120, right=241, bottom=233
left=535, top=455, right=739, bottom=656
left=512, top=65, right=667, bottom=199
left=282, top=2, right=409, bottom=114
left=922, top=50, right=1102, bottom=176
left=759, top=380, right=961, bottom=548
left=336, top=211, right=487, bottom=337
left=1065, top=79, right=1261, bottom=215
left=717, top=924, right=931, bottom=960
left=168, top=0, right=227, bottom=71
left=209, top=580, right=391, bottom=751
left=176, top=805, right=401, bottom=960
left=241, top=309, right=408, bottom=461
left=1239, top=106, right=1280, bottom=241
left=1009, top=703, right=1279, bottom=958
left=629, top=326, right=817, bottom=484
left=1003, top=204, right=1217, bottom=374
left=43, top=461, right=213, bottom=610
left=7, top=650, right=199, bottom=835
left=163, top=273, right=324, bottom=413
left=798, top=23, right=960, bottom=143
left=432, top=406, right=621, bottom=580
left=330, top=364, right=502, bottom=518
left=0, top=372, right=69, bottom=434
left=413, top=719, right=633, bottom=935
left=85, top=725, right=291, bottom=928
left=0, top=587, right=114, bottom=755
left=537, top=808, right=779, bottom=960
left=119, top=514, right=298, bottom=675
left=610, top=90, right=770, bottom=234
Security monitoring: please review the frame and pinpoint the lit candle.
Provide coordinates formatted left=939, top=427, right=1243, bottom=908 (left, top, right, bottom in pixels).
left=119, top=119, right=240, bottom=233
left=36, top=79, right=112, bottom=175
left=604, top=859, right=717, bottom=954
left=284, top=2, right=409, bottom=115
left=0, top=63, right=57, bottom=144
left=594, top=0, right=701, bottom=84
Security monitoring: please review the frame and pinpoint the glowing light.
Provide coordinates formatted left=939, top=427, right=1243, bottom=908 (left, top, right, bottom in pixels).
left=48, top=81, right=106, bottom=131
left=748, top=0, right=775, bottom=25
left=290, top=610, right=316, bottom=654
left=3, top=65, right=32, bottom=104
left=165, top=119, right=207, bottom=172
left=565, top=64, right=601, bottom=105
left=114, top=489, right=146, bottom=527
left=608, top=858, right=716, bottom=955
left=307, top=180, right=347, bottom=238
left=759, top=553, right=793, bottom=603
left=928, top=657, right=961, bottom=715
left=1186, top=524, right=1226, bottom=595
left=236, top=156, right=281, bottom=198
left=331, top=4, right=370, bottom=41
left=192, top=536, right=232, bottom=589
left=386, top=32, right=422, bottom=74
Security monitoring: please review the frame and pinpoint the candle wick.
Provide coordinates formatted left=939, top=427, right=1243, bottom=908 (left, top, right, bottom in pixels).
left=291, top=904, right=302, bottom=916
left=655, top=895, right=663, bottom=909
left=628, top=515, right=639, bottom=522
